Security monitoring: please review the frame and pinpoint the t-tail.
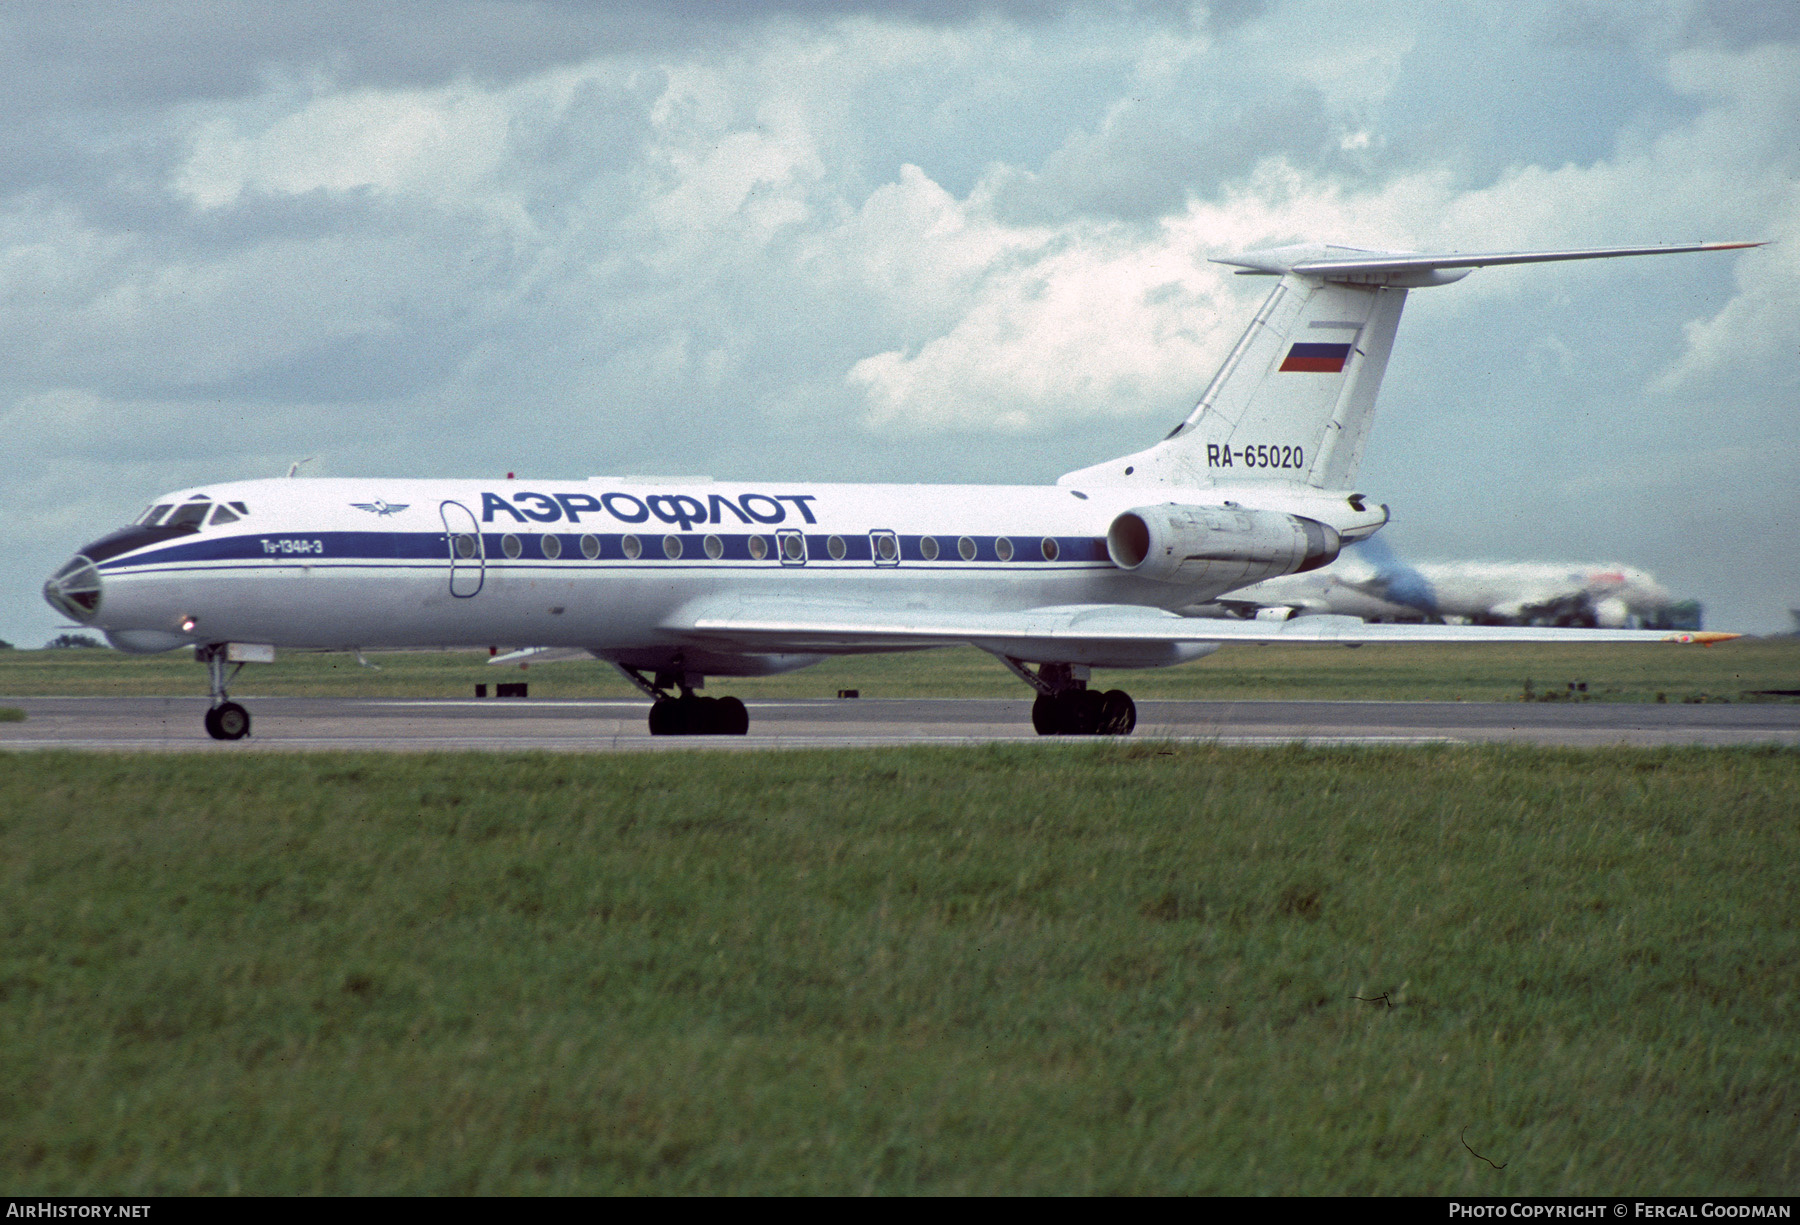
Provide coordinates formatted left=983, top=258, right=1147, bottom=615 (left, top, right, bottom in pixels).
left=1059, top=241, right=1762, bottom=493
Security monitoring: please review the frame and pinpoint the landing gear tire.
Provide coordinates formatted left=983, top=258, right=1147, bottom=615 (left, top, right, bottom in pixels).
left=1069, top=689, right=1103, bottom=735
left=648, top=699, right=682, bottom=736
left=1099, top=689, right=1136, bottom=736
left=716, top=696, right=749, bottom=735
left=648, top=694, right=750, bottom=736
left=1031, top=688, right=1134, bottom=737
left=206, top=701, right=251, bottom=741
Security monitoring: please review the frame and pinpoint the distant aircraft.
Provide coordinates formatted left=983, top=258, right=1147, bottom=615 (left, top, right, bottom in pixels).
left=1185, top=537, right=1683, bottom=628
left=43, top=240, right=1754, bottom=740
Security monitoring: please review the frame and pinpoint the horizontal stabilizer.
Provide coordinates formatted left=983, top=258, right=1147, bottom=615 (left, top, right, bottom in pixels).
left=1214, top=241, right=1763, bottom=286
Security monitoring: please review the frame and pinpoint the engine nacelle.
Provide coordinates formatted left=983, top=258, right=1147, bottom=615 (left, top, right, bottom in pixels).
left=1107, top=504, right=1341, bottom=587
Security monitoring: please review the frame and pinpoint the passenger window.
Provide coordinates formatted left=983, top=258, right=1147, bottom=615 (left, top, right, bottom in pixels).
left=995, top=536, right=1014, bottom=562
left=957, top=536, right=977, bottom=562
left=748, top=535, right=768, bottom=561
left=502, top=533, right=523, bottom=559
left=662, top=535, right=682, bottom=559
left=920, top=536, right=940, bottom=561
left=874, top=534, right=898, bottom=563
left=1041, top=537, right=1060, bottom=562
left=454, top=534, right=479, bottom=559
left=622, top=534, right=642, bottom=560
left=580, top=534, right=601, bottom=560
left=827, top=535, right=847, bottom=561
left=209, top=504, right=241, bottom=525
left=541, top=534, right=562, bottom=560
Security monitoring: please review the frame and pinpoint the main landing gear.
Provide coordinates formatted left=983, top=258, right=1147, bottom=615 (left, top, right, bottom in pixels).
left=648, top=693, right=749, bottom=736
left=616, top=665, right=749, bottom=736
left=198, top=644, right=252, bottom=741
left=1002, top=659, right=1137, bottom=737
left=1031, top=687, right=1136, bottom=736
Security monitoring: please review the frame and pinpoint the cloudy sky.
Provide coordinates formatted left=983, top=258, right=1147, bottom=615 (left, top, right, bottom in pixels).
left=4, top=0, right=1796, bottom=646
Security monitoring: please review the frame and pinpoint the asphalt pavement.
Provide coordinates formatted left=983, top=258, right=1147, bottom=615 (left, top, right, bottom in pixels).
left=2, top=694, right=1795, bottom=751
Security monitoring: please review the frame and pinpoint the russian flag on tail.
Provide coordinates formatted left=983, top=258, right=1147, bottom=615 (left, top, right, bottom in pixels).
left=1280, top=342, right=1353, bottom=373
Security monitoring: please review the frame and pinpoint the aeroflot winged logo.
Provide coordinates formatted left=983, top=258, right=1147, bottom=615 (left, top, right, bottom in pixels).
left=351, top=499, right=410, bottom=517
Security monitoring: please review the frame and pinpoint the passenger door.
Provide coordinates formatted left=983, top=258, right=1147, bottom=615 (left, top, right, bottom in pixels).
left=440, top=500, right=485, bottom=598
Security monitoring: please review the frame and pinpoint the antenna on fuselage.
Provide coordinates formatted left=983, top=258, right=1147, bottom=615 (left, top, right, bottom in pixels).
left=286, top=457, right=315, bottom=478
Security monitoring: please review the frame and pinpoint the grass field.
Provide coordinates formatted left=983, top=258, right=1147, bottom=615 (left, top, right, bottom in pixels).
left=3, top=635, right=1798, bottom=702
left=1, top=745, right=1794, bottom=1194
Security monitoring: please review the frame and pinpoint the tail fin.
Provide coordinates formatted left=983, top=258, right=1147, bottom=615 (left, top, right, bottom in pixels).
left=1059, top=240, right=1761, bottom=492
left=1179, top=267, right=1406, bottom=490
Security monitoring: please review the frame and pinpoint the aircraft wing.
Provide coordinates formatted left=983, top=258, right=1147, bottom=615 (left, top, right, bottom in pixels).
left=665, top=599, right=1734, bottom=653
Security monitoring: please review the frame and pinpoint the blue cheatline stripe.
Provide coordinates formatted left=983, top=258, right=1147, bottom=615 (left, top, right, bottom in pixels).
left=96, top=531, right=1114, bottom=571
left=105, top=563, right=1125, bottom=589
left=100, top=560, right=1125, bottom=585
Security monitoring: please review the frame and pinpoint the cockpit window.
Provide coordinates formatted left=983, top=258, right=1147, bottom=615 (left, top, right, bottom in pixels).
left=165, top=501, right=212, bottom=529
left=229, top=501, right=248, bottom=515
left=209, top=504, right=241, bottom=526
left=139, top=504, right=173, bottom=526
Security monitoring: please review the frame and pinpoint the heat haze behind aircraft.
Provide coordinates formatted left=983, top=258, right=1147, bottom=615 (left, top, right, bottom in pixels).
left=1188, top=538, right=1685, bottom=628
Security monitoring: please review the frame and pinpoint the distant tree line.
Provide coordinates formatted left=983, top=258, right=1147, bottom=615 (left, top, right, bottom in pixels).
left=45, top=633, right=105, bottom=649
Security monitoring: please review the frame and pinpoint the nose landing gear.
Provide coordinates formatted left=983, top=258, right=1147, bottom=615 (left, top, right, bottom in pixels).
left=203, top=701, right=252, bottom=741
left=198, top=644, right=252, bottom=741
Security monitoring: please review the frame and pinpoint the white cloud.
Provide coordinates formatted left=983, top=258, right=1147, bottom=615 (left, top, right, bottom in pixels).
left=832, top=157, right=1444, bottom=434
left=1654, top=213, right=1800, bottom=392
left=636, top=76, right=828, bottom=260
left=830, top=28, right=1800, bottom=439
left=175, top=81, right=517, bottom=209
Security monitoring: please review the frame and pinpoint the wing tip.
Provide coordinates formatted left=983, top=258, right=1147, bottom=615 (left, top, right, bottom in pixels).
left=1662, top=631, right=1740, bottom=645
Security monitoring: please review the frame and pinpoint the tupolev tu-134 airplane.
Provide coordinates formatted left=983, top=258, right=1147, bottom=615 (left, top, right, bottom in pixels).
left=44, top=240, right=1756, bottom=740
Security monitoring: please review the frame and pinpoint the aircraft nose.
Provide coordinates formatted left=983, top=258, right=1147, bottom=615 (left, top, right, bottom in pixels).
left=43, top=555, right=103, bottom=622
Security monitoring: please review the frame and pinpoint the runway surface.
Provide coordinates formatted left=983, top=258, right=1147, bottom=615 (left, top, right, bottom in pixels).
left=2, top=694, right=1796, bottom=751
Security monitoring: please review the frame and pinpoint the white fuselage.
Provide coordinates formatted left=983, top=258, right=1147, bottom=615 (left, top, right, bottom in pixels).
left=65, top=476, right=1380, bottom=673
